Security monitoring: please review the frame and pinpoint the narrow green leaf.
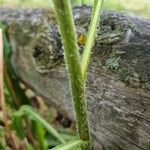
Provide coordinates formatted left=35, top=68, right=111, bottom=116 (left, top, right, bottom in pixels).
left=12, top=105, right=65, bottom=144
left=147, top=142, right=150, bottom=150
left=0, top=128, right=7, bottom=150
left=11, top=115, right=25, bottom=139
left=50, top=140, right=87, bottom=150
left=33, top=122, right=48, bottom=150
left=46, top=130, right=78, bottom=148
left=26, top=144, right=34, bottom=150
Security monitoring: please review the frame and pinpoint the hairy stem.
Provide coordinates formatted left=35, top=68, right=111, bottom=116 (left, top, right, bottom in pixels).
left=81, top=0, right=103, bottom=81
left=52, top=0, right=90, bottom=149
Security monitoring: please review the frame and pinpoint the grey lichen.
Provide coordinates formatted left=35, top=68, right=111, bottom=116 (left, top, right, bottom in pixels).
left=106, top=57, right=120, bottom=70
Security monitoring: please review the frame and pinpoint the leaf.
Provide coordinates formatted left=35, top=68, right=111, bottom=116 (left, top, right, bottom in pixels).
left=11, top=114, right=26, bottom=139
left=0, top=128, right=7, bottom=150
left=32, top=121, right=48, bottom=150
left=12, top=105, right=65, bottom=144
left=50, top=140, right=86, bottom=150
left=26, top=144, right=34, bottom=150
left=147, top=142, right=150, bottom=150
left=46, top=130, right=78, bottom=148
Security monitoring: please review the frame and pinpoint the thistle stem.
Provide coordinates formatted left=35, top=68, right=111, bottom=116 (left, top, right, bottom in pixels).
left=52, top=0, right=90, bottom=149
left=81, top=0, right=103, bottom=81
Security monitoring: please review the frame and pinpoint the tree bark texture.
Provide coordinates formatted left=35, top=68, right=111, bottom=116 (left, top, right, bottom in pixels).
left=0, top=6, right=150, bottom=150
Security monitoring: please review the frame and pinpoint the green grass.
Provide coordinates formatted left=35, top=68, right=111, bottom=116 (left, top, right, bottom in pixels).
left=0, top=0, right=149, bottom=17
left=0, top=0, right=53, bottom=8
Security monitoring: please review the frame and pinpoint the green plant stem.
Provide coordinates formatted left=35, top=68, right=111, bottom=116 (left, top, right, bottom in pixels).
left=82, top=0, right=84, bottom=5
left=52, top=0, right=90, bottom=149
left=81, top=0, right=103, bottom=81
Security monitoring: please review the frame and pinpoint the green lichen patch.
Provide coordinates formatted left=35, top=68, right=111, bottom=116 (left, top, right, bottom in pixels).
left=106, top=57, right=120, bottom=70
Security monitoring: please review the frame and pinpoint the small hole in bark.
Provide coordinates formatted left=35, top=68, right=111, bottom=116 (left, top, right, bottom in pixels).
left=55, top=112, right=72, bottom=128
left=33, top=44, right=52, bottom=73
left=111, top=22, right=116, bottom=30
left=55, top=113, right=63, bottom=121
left=33, top=45, right=43, bottom=58
left=60, top=117, right=72, bottom=128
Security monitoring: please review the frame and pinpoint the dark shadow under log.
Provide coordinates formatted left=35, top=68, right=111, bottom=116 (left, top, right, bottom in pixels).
left=0, top=6, right=150, bottom=150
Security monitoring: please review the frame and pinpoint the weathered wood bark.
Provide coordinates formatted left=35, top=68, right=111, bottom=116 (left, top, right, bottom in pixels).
left=0, top=6, right=150, bottom=150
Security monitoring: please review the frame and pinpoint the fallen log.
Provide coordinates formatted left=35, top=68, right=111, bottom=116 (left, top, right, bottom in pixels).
left=0, top=6, right=150, bottom=150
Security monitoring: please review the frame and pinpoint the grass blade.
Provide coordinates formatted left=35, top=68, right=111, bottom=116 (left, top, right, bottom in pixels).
left=33, top=122, right=48, bottom=150
left=12, top=105, right=65, bottom=144
left=51, top=139, right=87, bottom=150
